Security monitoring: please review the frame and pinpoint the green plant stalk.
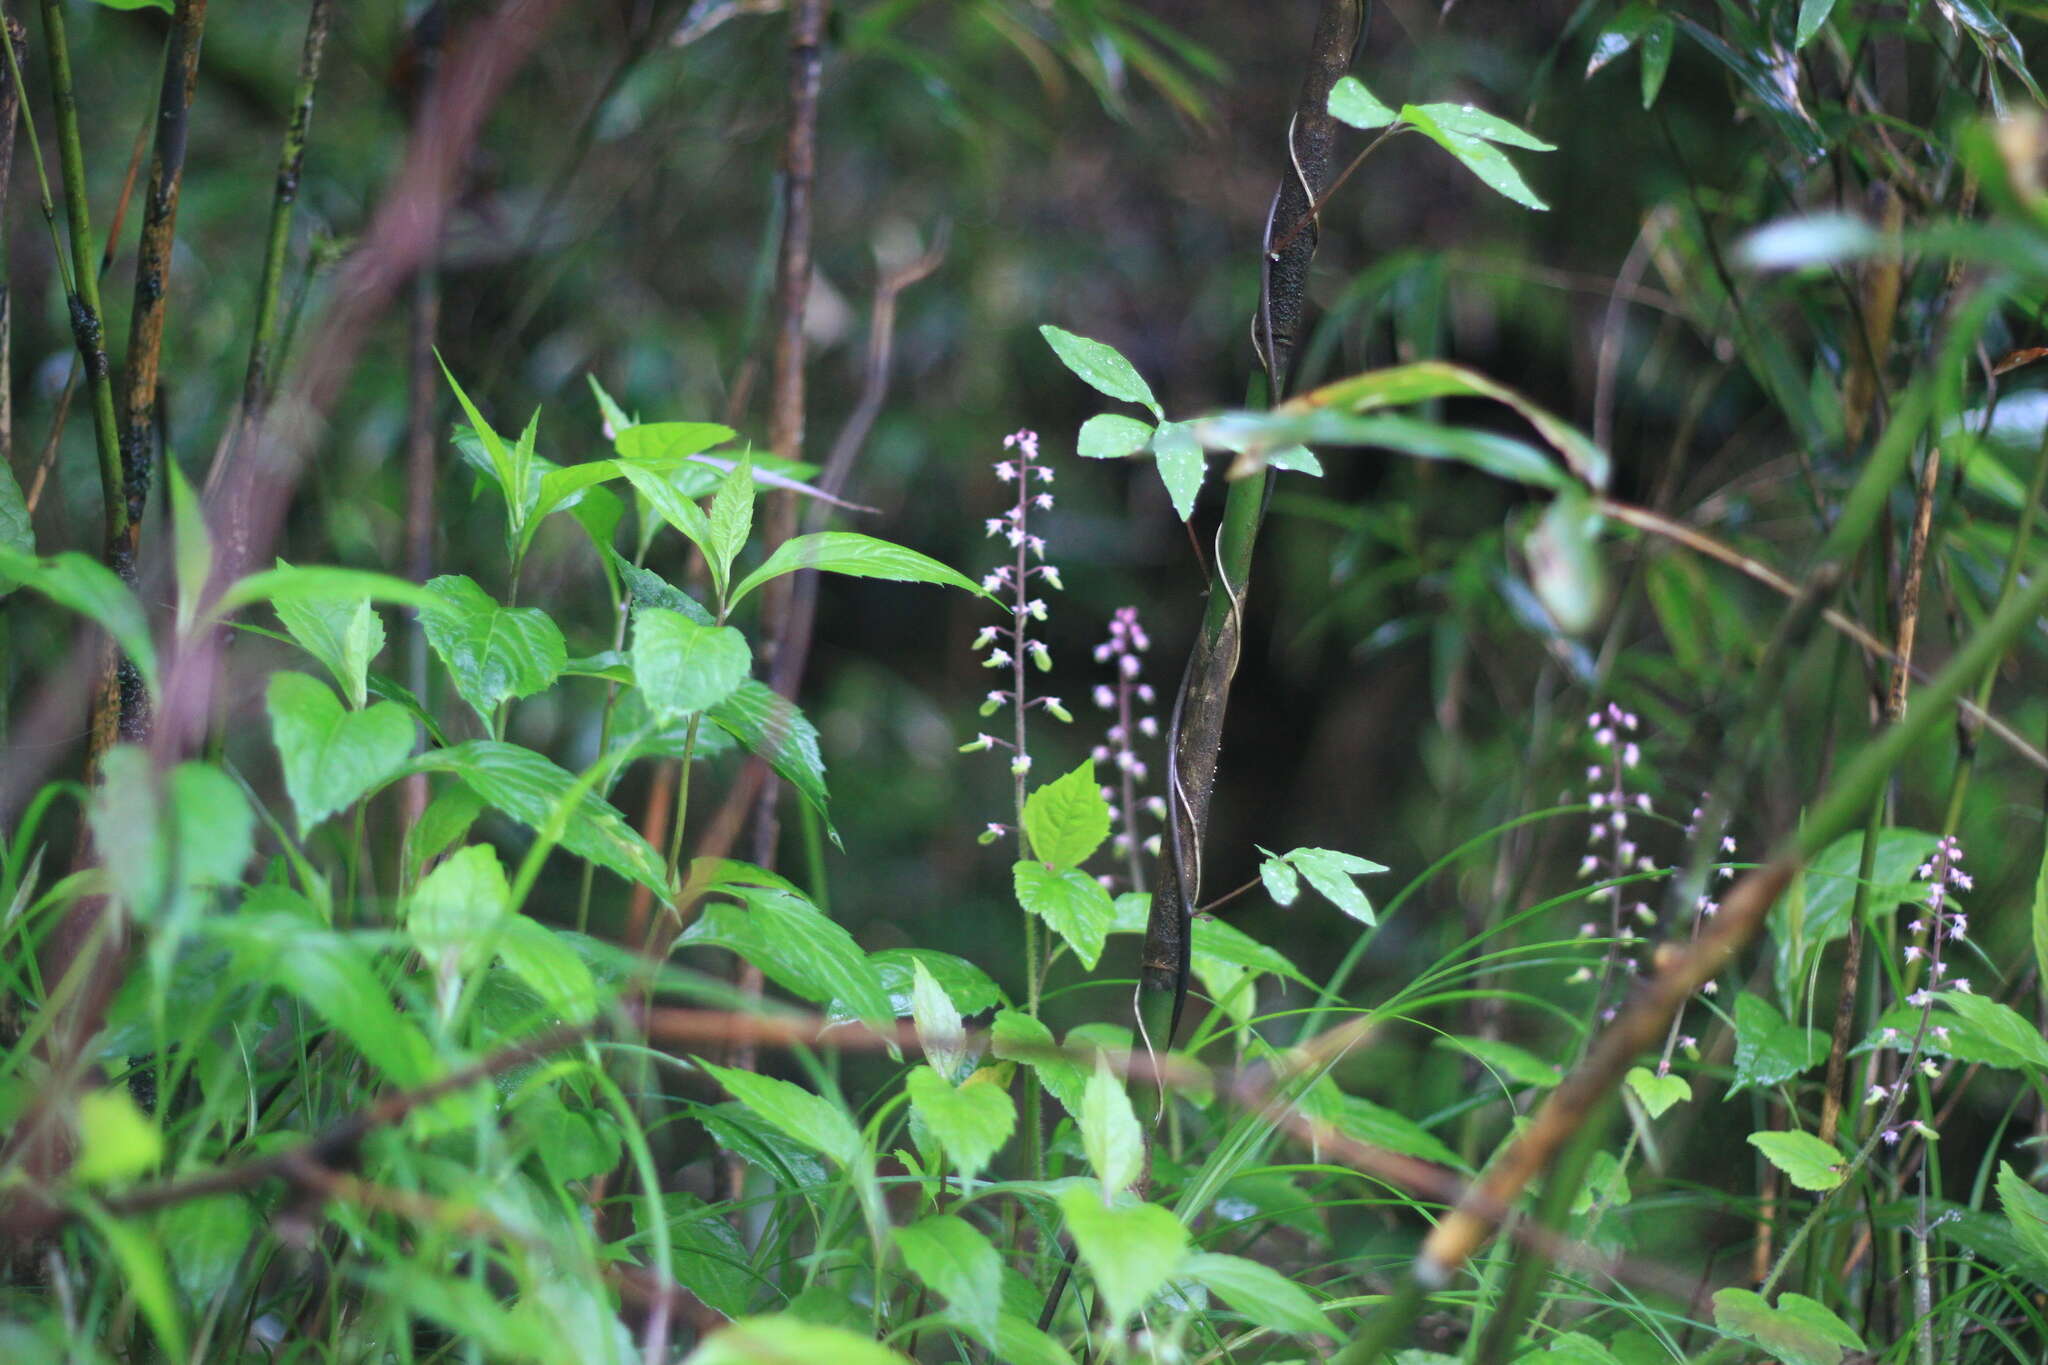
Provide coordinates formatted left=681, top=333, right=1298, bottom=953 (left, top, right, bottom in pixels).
left=1335, top=551, right=2048, bottom=1361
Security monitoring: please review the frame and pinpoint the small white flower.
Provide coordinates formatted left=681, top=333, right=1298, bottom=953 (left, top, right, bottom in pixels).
left=1093, top=685, right=1116, bottom=709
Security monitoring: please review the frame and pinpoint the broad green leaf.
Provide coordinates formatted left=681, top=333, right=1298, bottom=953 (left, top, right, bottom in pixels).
left=994, top=1314, right=1076, bottom=1365
left=407, top=843, right=511, bottom=972
left=407, top=741, right=669, bottom=898
left=157, top=1197, right=256, bottom=1305
left=1077, top=413, right=1154, bottom=458
left=617, top=462, right=718, bottom=581
left=615, top=556, right=715, bottom=624
left=167, top=465, right=211, bottom=635
left=0, top=444, right=30, bottom=589
left=1711, top=1289, right=1863, bottom=1365
left=990, top=1009, right=1087, bottom=1116
left=496, top=915, right=599, bottom=1023
left=527, top=459, right=626, bottom=542
left=1433, top=1035, right=1560, bottom=1089
left=419, top=574, right=566, bottom=724
left=1283, top=846, right=1388, bottom=924
left=904, top=1065, right=1014, bottom=1180
left=1401, top=103, right=1548, bottom=210
left=1747, top=1129, right=1846, bottom=1192
left=88, top=0, right=174, bottom=13
left=1152, top=419, right=1205, bottom=521
left=910, top=959, right=967, bottom=1080
left=210, top=915, right=437, bottom=1084
left=1939, top=993, right=2048, bottom=1071
left=523, top=1102, right=622, bottom=1186
left=1625, top=1066, right=1690, bottom=1119
left=684, top=1317, right=909, bottom=1365
left=89, top=749, right=254, bottom=923
left=1081, top=1058, right=1144, bottom=1193
left=679, top=887, right=893, bottom=1028
left=706, top=680, right=835, bottom=843
left=869, top=949, right=1004, bottom=1019
left=894, top=1215, right=1000, bottom=1347
left=708, top=456, right=755, bottom=591
left=1332, top=1093, right=1466, bottom=1169
left=1570, top=1149, right=1632, bottom=1215
left=630, top=609, right=751, bottom=717
left=1013, top=861, right=1115, bottom=969
left=1998, top=1163, right=2048, bottom=1272
left=1190, top=916, right=1312, bottom=987
left=214, top=564, right=442, bottom=618
left=1259, top=851, right=1300, bottom=905
left=75, top=1088, right=163, bottom=1183
left=266, top=672, right=414, bottom=836
left=654, top=1192, right=754, bottom=1319
left=1057, top=1185, right=1189, bottom=1327
left=406, top=784, right=485, bottom=883
left=729, top=531, right=985, bottom=606
left=1408, top=101, right=1554, bottom=151
left=1039, top=325, right=1161, bottom=417
left=1731, top=992, right=1826, bottom=1095
left=1775, top=828, right=1937, bottom=987
left=1328, top=74, right=1397, bottom=129
left=1526, top=490, right=1606, bottom=634
left=0, top=547, right=158, bottom=693
left=1022, top=760, right=1112, bottom=868
left=273, top=570, right=384, bottom=711
left=1181, top=1252, right=1329, bottom=1336
left=1795, top=1, right=1838, bottom=50
left=1515, top=1332, right=1623, bottom=1364
left=699, top=1062, right=863, bottom=1169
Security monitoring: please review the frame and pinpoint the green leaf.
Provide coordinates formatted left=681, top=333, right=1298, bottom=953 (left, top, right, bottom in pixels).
left=1624, top=1066, right=1690, bottom=1119
left=709, top=456, right=755, bottom=591
left=1639, top=18, right=1674, bottom=106
left=683, top=1317, right=910, bottom=1365
left=729, top=531, right=986, bottom=606
left=1776, top=828, right=1937, bottom=986
left=266, top=672, right=415, bottom=837
left=0, top=442, right=30, bottom=588
left=990, top=1009, right=1087, bottom=1116
left=438, top=357, right=528, bottom=527
left=496, top=915, right=600, bottom=1023
left=156, top=1197, right=256, bottom=1306
left=419, top=574, right=566, bottom=724
left=407, top=843, right=512, bottom=972
left=1711, top=1289, right=1863, bottom=1365
left=1259, top=852, right=1300, bottom=905
left=909, top=959, right=967, bottom=1080
left=1268, top=443, right=1322, bottom=475
left=1998, top=1163, right=2048, bottom=1273
left=1408, top=101, right=1554, bottom=152
left=1181, top=1251, right=1329, bottom=1336
left=904, top=1066, right=1015, bottom=1181
left=2035, top=825, right=2048, bottom=997
left=1731, top=992, right=1827, bottom=1095
left=406, top=784, right=484, bottom=882
left=89, top=749, right=254, bottom=923
left=407, top=741, right=669, bottom=899
left=1281, top=846, right=1388, bottom=925
left=1056, top=1185, right=1189, bottom=1327
left=1328, top=74, right=1397, bottom=129
left=616, top=555, right=715, bottom=624
left=1022, top=760, right=1113, bottom=868
left=617, top=462, right=718, bottom=584
left=1077, top=413, right=1154, bottom=458
left=214, top=564, right=443, bottom=618
left=1795, top=0, right=1838, bottom=48
left=1013, top=861, right=1115, bottom=969
left=1433, top=1035, right=1561, bottom=1090
left=870, top=948, right=1004, bottom=1019
left=75, top=1087, right=163, bottom=1184
left=611, top=420, right=735, bottom=466
left=654, top=1192, right=755, bottom=1319
left=0, top=548, right=158, bottom=694
left=1938, top=993, right=2048, bottom=1071
left=1039, top=325, right=1161, bottom=417
left=699, top=1062, right=864, bottom=1170
left=993, top=1314, right=1076, bottom=1365
left=1152, top=419, right=1205, bottom=521
left=1332, top=1093, right=1466, bottom=1169
left=1526, top=490, right=1606, bottom=634
left=1190, top=916, right=1312, bottom=987
left=1400, top=103, right=1548, bottom=210
left=272, top=570, right=384, bottom=711
left=210, top=915, right=437, bottom=1085
left=76, top=1206, right=186, bottom=1363
left=893, top=1215, right=1001, bottom=1348
left=87, top=0, right=174, bottom=12
left=1747, top=1129, right=1847, bottom=1192
left=630, top=609, right=751, bottom=717
left=679, top=886, right=893, bottom=1028
left=706, top=680, right=835, bottom=843
left=1081, top=1057, right=1144, bottom=1193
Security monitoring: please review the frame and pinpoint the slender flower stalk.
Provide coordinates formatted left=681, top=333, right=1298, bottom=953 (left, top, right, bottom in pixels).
left=1090, top=607, right=1162, bottom=891
left=1573, top=702, right=1656, bottom=1014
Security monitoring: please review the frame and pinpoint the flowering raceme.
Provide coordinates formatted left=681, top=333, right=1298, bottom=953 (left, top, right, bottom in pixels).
left=1090, top=606, right=1165, bottom=887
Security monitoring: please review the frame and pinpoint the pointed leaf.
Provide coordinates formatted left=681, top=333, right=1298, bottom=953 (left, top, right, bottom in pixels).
left=631, top=609, right=751, bottom=717
left=1181, top=1252, right=1329, bottom=1336
left=419, top=574, right=566, bottom=723
left=1056, top=1186, right=1188, bottom=1327
left=699, top=1062, right=863, bottom=1169
left=1748, top=1129, right=1847, bottom=1192
left=904, top=1065, right=1015, bottom=1180
left=1712, top=1289, right=1863, bottom=1365
left=678, top=887, right=893, bottom=1029
left=266, top=673, right=414, bottom=836
left=893, top=1215, right=1000, bottom=1348
left=1401, top=103, right=1549, bottom=210
left=1022, top=760, right=1112, bottom=868
left=709, top=457, right=755, bottom=590
left=706, top=680, right=835, bottom=843
left=730, top=531, right=986, bottom=606
left=1081, top=1057, right=1144, bottom=1193
left=1328, top=74, right=1397, bottom=129
left=1013, top=862, right=1115, bottom=969
left=1039, top=325, right=1161, bottom=417
left=1625, top=1066, right=1691, bottom=1119
left=1077, top=413, right=1154, bottom=458
left=1152, top=419, right=1205, bottom=521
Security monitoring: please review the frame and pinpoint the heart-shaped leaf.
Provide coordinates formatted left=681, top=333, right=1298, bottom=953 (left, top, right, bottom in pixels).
left=1625, top=1065, right=1691, bottom=1119
left=267, top=672, right=415, bottom=836
left=905, top=1065, right=1015, bottom=1180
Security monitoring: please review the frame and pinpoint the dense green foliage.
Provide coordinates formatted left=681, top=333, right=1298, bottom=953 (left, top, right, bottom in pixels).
left=9, top=1, right=2048, bottom=1362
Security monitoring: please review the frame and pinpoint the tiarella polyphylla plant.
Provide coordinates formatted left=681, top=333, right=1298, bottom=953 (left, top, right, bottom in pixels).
left=963, top=429, right=1070, bottom=842
left=1861, top=834, right=1973, bottom=1147
left=1090, top=605, right=1164, bottom=889
left=1574, top=702, right=1657, bottom=1005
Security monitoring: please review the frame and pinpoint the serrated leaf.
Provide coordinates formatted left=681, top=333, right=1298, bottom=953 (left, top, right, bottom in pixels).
left=1013, top=862, right=1115, bottom=969
left=1731, top=992, right=1827, bottom=1095
left=1081, top=1058, right=1144, bottom=1193
left=730, top=531, right=985, bottom=606
left=273, top=571, right=384, bottom=711
left=1057, top=1186, right=1189, bottom=1328
left=1039, top=325, right=1161, bottom=417
left=894, top=1215, right=1000, bottom=1347
left=1747, top=1129, right=1846, bottom=1192
left=678, top=886, right=892, bottom=1029
left=1190, top=916, right=1311, bottom=987
left=1998, top=1162, right=2048, bottom=1273
left=419, top=574, right=566, bottom=724
left=990, top=1010, right=1087, bottom=1116
left=630, top=608, right=751, bottom=716
left=1625, top=1066, right=1690, bottom=1119
left=617, top=462, right=718, bottom=585
left=266, top=673, right=414, bottom=836
left=1022, top=760, right=1112, bottom=868
left=706, top=680, right=835, bottom=844
left=904, top=1065, right=1014, bottom=1180
left=1401, top=103, right=1549, bottom=210
left=700, top=1062, right=863, bottom=1169
left=1711, top=1289, right=1863, bottom=1365
left=1775, top=828, right=1937, bottom=987
left=406, top=741, right=669, bottom=899
left=1181, top=1252, right=1329, bottom=1336
left=89, top=749, right=254, bottom=923
left=1152, top=419, right=1205, bottom=521
left=1077, top=413, right=1154, bottom=458
left=1332, top=1094, right=1466, bottom=1169
left=708, top=456, right=754, bottom=590
left=869, top=949, right=1003, bottom=1019
left=1328, top=74, right=1397, bottom=129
